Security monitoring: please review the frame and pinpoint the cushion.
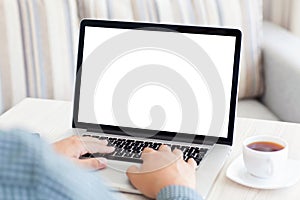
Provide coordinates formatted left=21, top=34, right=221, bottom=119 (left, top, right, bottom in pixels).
left=79, top=0, right=264, bottom=99
left=237, top=99, right=279, bottom=121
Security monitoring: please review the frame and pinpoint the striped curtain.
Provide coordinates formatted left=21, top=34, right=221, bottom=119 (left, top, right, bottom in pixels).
left=264, top=0, right=300, bottom=38
left=0, top=0, right=79, bottom=113
left=0, top=0, right=263, bottom=113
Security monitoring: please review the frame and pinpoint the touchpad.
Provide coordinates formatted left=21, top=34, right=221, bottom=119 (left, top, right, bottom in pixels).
left=97, top=160, right=142, bottom=194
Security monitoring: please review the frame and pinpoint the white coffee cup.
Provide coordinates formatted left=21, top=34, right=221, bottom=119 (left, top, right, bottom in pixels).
left=243, top=135, right=288, bottom=178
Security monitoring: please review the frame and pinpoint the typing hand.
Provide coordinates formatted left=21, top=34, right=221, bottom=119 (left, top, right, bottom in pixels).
left=53, top=136, right=114, bottom=170
left=126, top=145, right=197, bottom=199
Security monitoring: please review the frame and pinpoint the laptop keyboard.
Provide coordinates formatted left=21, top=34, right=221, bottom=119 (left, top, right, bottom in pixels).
left=80, top=134, right=209, bottom=166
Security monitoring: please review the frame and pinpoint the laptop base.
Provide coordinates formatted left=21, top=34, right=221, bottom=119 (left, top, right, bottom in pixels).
left=97, top=143, right=231, bottom=199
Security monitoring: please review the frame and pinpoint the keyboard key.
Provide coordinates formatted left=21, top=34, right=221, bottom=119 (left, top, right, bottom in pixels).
left=152, top=143, right=161, bottom=150
left=133, top=142, right=141, bottom=148
left=171, top=145, right=180, bottom=151
left=135, top=141, right=144, bottom=145
left=194, top=157, right=202, bottom=165
left=132, top=146, right=140, bottom=151
left=200, top=148, right=208, bottom=153
left=144, top=142, right=153, bottom=147
left=124, top=145, right=133, bottom=150
left=191, top=152, right=199, bottom=159
left=190, top=147, right=199, bottom=153
left=80, top=153, right=93, bottom=158
left=115, top=149, right=125, bottom=157
left=187, top=148, right=195, bottom=156
left=124, top=151, right=133, bottom=158
left=133, top=152, right=142, bottom=159
left=184, top=155, right=188, bottom=161
left=115, top=141, right=122, bottom=147
left=132, top=149, right=141, bottom=154
left=179, top=146, right=189, bottom=152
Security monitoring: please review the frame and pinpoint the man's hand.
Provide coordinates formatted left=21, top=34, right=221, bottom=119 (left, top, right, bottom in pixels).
left=126, top=145, right=197, bottom=199
left=53, top=136, right=114, bottom=170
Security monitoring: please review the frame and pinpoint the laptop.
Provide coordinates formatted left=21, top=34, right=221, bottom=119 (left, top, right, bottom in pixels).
left=71, top=19, right=241, bottom=199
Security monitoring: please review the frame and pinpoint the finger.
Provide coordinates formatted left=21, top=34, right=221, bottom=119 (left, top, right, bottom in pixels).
left=90, top=144, right=115, bottom=153
left=173, top=148, right=183, bottom=157
left=80, top=136, right=108, bottom=145
left=141, top=147, right=155, bottom=160
left=73, top=136, right=111, bottom=155
left=158, top=144, right=171, bottom=152
left=81, top=143, right=115, bottom=154
left=142, top=147, right=155, bottom=153
left=187, top=158, right=197, bottom=170
left=74, top=157, right=107, bottom=170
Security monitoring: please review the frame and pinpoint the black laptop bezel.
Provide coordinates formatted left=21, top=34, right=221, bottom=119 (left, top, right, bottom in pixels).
left=72, top=19, right=241, bottom=146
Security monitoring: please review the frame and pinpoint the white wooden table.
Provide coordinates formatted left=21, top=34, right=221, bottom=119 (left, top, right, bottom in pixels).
left=0, top=98, right=300, bottom=200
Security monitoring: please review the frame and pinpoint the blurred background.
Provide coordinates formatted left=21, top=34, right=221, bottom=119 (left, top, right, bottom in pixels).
left=0, top=0, right=299, bottom=122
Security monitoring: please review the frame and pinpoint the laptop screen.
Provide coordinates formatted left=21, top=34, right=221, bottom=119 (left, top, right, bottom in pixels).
left=74, top=20, right=241, bottom=144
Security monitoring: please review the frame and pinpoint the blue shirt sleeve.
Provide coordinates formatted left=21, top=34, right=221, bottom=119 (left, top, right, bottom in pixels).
left=0, top=130, right=202, bottom=200
left=157, top=185, right=203, bottom=200
left=0, top=129, right=119, bottom=200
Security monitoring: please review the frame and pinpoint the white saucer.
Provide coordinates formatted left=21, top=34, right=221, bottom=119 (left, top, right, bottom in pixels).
left=226, top=156, right=300, bottom=189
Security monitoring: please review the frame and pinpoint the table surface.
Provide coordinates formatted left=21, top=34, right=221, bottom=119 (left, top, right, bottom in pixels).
left=0, top=98, right=300, bottom=200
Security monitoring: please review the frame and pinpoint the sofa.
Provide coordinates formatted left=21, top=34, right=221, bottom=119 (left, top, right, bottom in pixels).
left=0, top=0, right=300, bottom=123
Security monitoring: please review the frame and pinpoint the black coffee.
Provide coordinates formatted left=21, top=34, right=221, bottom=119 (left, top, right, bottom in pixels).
left=247, top=141, right=284, bottom=152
